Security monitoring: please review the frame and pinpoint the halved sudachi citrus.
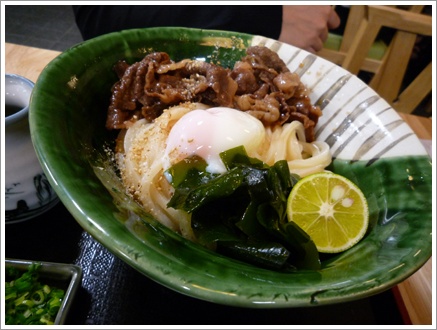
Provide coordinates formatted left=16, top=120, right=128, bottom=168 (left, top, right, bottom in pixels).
left=287, top=172, right=369, bottom=253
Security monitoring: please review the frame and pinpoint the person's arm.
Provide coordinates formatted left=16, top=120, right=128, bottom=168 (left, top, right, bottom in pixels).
left=279, top=5, right=340, bottom=53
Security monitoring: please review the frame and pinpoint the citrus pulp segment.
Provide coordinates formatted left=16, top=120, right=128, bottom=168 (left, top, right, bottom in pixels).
left=286, top=172, right=369, bottom=253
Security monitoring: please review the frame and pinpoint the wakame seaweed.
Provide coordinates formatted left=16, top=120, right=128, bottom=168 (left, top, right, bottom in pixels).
left=165, top=146, right=320, bottom=271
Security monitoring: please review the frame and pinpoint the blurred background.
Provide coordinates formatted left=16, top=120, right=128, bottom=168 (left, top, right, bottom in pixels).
left=5, top=5, right=82, bottom=51
left=5, top=5, right=431, bottom=117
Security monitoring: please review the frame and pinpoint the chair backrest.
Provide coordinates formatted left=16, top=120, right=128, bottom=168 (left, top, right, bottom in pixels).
left=318, top=5, right=432, bottom=115
left=318, top=6, right=384, bottom=73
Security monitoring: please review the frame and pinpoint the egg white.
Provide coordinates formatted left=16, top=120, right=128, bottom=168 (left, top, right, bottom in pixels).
left=163, top=107, right=265, bottom=174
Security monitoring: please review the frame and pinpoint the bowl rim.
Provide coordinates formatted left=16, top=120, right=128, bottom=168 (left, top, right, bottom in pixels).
left=5, top=74, right=34, bottom=125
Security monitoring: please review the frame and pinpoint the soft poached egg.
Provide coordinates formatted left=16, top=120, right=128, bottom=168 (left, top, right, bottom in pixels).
left=164, top=107, right=265, bottom=174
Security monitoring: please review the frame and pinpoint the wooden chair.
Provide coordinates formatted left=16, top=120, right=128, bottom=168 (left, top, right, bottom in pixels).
left=318, top=5, right=432, bottom=115
left=318, top=6, right=385, bottom=74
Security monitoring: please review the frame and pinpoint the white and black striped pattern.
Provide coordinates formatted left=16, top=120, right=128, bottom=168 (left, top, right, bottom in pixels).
left=251, top=36, right=427, bottom=164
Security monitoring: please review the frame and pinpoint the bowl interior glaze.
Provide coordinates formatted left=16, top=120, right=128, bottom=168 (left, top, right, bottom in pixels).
left=29, top=27, right=432, bottom=308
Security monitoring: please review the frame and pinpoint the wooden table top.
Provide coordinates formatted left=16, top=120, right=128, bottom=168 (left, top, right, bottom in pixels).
left=4, top=42, right=433, bottom=325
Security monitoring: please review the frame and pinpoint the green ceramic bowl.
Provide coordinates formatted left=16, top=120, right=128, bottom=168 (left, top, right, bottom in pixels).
left=29, top=27, right=432, bottom=308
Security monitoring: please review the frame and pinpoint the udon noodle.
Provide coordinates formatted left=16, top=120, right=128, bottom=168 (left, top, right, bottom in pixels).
left=116, top=102, right=331, bottom=240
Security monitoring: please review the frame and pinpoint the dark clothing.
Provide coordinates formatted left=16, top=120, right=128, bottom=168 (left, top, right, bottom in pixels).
left=72, top=5, right=283, bottom=41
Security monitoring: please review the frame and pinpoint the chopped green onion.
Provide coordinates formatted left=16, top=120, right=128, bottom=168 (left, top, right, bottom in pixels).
left=43, top=284, right=51, bottom=294
left=4, top=263, right=66, bottom=325
left=35, top=308, right=45, bottom=315
left=40, top=313, right=54, bottom=325
left=31, top=290, right=45, bottom=304
left=4, top=292, right=17, bottom=300
left=17, top=299, right=34, bottom=309
left=14, top=292, right=29, bottom=306
left=23, top=308, right=32, bottom=319
left=47, top=297, right=62, bottom=316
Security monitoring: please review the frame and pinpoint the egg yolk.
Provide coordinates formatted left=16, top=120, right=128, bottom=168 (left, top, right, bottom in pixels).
left=164, top=107, right=265, bottom=174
